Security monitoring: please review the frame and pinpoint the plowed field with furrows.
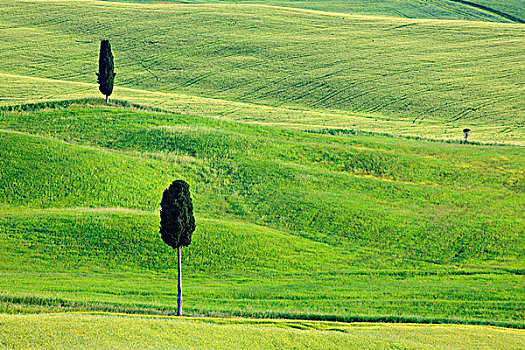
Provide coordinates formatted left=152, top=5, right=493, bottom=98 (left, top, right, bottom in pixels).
left=0, top=0, right=523, bottom=144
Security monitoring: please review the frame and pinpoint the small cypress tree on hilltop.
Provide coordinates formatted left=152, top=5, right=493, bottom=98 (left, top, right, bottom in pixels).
left=463, top=128, right=471, bottom=144
left=96, top=40, right=115, bottom=103
left=160, top=180, right=196, bottom=316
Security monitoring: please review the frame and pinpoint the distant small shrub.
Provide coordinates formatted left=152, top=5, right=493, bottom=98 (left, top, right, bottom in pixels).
left=463, top=128, right=471, bottom=143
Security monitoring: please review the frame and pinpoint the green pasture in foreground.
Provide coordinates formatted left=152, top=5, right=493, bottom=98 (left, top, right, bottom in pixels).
left=0, top=0, right=524, bottom=143
left=0, top=101, right=523, bottom=326
left=1, top=313, right=524, bottom=350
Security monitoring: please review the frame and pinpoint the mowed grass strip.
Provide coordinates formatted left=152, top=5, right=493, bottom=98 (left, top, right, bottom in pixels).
left=0, top=313, right=524, bottom=350
left=0, top=1, right=523, bottom=142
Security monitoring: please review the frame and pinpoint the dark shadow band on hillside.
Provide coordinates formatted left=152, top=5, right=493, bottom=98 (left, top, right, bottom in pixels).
left=448, top=0, right=524, bottom=23
left=1, top=293, right=523, bottom=329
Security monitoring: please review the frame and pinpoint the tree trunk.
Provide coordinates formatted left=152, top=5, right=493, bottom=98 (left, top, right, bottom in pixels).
left=105, top=95, right=109, bottom=104
left=177, top=246, right=182, bottom=316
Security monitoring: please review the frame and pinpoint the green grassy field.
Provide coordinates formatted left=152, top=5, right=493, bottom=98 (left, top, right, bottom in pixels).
left=0, top=101, right=523, bottom=328
left=0, top=0, right=524, bottom=143
left=469, top=0, right=525, bottom=22
left=0, top=0, right=524, bottom=347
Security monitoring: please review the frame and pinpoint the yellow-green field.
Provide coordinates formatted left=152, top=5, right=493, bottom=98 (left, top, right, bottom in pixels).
left=86, top=0, right=525, bottom=24
left=0, top=0, right=524, bottom=143
left=1, top=313, right=524, bottom=349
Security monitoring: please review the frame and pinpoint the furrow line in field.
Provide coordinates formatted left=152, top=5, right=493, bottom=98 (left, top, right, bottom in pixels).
left=366, top=95, right=411, bottom=114
left=182, top=72, right=215, bottom=87
left=310, top=88, right=347, bottom=108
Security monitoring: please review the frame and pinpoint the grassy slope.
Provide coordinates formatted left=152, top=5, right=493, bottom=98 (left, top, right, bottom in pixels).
left=450, top=0, right=525, bottom=23
left=3, top=72, right=524, bottom=145
left=0, top=0, right=523, bottom=143
left=0, top=102, right=523, bottom=326
left=1, top=313, right=524, bottom=350
left=0, top=0, right=523, bottom=344
left=452, top=0, right=525, bottom=23
left=103, top=0, right=525, bottom=23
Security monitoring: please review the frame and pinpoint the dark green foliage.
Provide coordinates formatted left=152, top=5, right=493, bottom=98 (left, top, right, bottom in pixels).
left=463, top=129, right=471, bottom=143
left=96, top=40, right=115, bottom=100
left=160, top=180, right=195, bottom=249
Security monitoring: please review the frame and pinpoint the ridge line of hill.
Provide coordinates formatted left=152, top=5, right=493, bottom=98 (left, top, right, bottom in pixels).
left=0, top=73, right=425, bottom=136
left=0, top=72, right=331, bottom=112
left=2, top=94, right=523, bottom=147
left=0, top=205, right=352, bottom=251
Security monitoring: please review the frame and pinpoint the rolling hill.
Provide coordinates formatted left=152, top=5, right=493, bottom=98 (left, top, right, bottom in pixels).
left=0, top=0, right=524, bottom=347
left=102, top=0, right=525, bottom=23
left=1, top=101, right=523, bottom=326
left=0, top=0, right=524, bottom=143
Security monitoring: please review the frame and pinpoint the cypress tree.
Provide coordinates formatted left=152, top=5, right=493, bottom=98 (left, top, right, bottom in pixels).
left=96, top=40, right=115, bottom=103
left=160, top=180, right=196, bottom=316
left=463, top=128, right=471, bottom=144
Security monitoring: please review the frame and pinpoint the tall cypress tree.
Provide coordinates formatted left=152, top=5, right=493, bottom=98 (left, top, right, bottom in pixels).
left=160, top=180, right=196, bottom=316
left=96, top=40, right=115, bottom=103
